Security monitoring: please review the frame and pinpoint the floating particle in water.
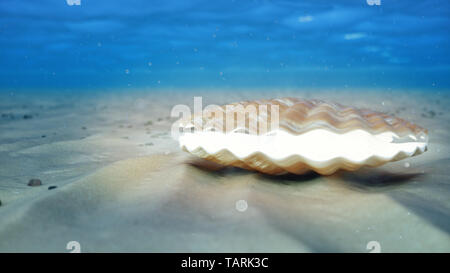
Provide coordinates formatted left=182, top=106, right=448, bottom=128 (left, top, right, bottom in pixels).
left=97, top=42, right=102, bottom=47
left=235, top=200, right=248, bottom=212
left=125, top=69, right=130, bottom=74
left=148, top=62, right=152, bottom=66
left=298, top=15, right=313, bottom=23
left=404, top=162, right=410, bottom=168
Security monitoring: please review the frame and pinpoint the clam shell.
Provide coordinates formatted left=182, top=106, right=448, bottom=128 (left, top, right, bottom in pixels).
left=178, top=98, right=428, bottom=175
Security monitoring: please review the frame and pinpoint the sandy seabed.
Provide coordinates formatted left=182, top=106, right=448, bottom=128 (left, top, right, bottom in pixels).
left=0, top=88, right=449, bottom=252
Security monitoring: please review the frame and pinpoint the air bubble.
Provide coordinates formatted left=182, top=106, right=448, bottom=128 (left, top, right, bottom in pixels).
left=235, top=200, right=248, bottom=212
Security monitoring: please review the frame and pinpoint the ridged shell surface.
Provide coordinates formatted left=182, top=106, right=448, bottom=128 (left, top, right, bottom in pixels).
left=178, top=98, right=428, bottom=175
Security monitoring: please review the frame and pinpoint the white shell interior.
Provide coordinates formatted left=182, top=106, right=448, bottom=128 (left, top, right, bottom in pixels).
left=179, top=129, right=428, bottom=164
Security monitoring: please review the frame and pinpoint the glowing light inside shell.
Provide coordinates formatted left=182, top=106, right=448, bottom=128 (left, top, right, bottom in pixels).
left=180, top=129, right=427, bottom=163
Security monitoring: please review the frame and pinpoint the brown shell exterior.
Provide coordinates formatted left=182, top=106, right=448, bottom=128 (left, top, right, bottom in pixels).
left=180, top=97, right=427, bottom=138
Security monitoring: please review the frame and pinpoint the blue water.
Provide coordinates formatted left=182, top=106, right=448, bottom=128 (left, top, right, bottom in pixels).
left=0, top=0, right=449, bottom=91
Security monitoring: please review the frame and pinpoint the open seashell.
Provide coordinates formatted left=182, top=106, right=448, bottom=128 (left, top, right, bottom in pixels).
left=177, top=98, right=428, bottom=175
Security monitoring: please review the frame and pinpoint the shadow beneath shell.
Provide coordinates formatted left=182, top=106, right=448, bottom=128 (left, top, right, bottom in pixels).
left=186, top=157, right=322, bottom=183
left=257, top=172, right=321, bottom=184
left=334, top=169, right=425, bottom=192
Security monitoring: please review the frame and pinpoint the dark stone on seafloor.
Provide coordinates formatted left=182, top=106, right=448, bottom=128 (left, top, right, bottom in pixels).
left=28, top=179, right=42, bottom=187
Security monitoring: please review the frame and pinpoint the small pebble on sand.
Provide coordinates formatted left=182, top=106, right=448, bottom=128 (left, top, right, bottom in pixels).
left=28, top=179, right=42, bottom=187
left=48, top=186, right=57, bottom=190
